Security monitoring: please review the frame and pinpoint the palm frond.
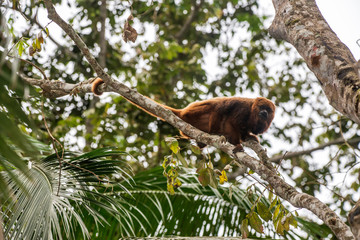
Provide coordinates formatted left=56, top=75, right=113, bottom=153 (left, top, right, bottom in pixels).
left=76, top=166, right=331, bottom=239
left=0, top=57, right=42, bottom=201
left=1, top=148, right=133, bottom=240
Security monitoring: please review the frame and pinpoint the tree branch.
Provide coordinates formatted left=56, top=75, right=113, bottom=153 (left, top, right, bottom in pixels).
left=19, top=75, right=98, bottom=98
left=349, top=199, right=360, bottom=239
left=38, top=1, right=355, bottom=238
left=270, top=137, right=360, bottom=163
left=174, top=0, right=203, bottom=43
left=236, top=142, right=354, bottom=240
left=99, top=0, right=107, bottom=68
left=269, top=0, right=360, bottom=125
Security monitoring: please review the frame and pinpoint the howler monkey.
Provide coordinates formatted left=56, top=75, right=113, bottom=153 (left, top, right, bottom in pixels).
left=91, top=78, right=275, bottom=151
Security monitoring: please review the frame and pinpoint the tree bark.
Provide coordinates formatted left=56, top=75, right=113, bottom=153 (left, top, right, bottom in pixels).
left=349, top=199, right=360, bottom=239
left=0, top=214, right=4, bottom=240
left=269, top=0, right=360, bottom=125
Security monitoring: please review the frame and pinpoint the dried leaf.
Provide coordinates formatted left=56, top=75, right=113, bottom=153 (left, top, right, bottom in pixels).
left=28, top=46, right=35, bottom=56
left=38, top=32, right=44, bottom=43
left=123, top=15, right=138, bottom=43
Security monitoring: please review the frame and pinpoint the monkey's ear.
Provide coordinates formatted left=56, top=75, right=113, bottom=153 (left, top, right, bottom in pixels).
left=91, top=78, right=105, bottom=96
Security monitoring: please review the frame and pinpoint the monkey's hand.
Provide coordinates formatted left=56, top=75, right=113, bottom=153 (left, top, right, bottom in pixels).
left=245, top=134, right=259, bottom=143
left=219, top=135, right=227, bottom=144
left=233, top=144, right=244, bottom=154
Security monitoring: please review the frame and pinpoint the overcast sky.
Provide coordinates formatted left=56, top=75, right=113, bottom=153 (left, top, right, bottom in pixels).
left=316, top=0, right=360, bottom=59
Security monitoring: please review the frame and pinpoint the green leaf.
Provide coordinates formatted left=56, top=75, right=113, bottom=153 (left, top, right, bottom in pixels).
left=257, top=201, right=272, bottom=222
left=208, top=168, right=218, bottom=189
left=45, top=27, right=49, bottom=37
left=268, top=190, right=273, bottom=202
left=248, top=212, right=264, bottom=233
left=197, top=167, right=210, bottom=187
left=270, top=198, right=277, bottom=210
left=175, top=152, right=188, bottom=167
left=3, top=148, right=133, bottom=239
left=240, top=219, right=249, bottom=238
left=165, top=137, right=179, bottom=154
left=190, top=144, right=201, bottom=155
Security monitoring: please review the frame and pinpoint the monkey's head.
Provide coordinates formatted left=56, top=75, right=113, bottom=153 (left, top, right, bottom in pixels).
left=249, top=97, right=275, bottom=135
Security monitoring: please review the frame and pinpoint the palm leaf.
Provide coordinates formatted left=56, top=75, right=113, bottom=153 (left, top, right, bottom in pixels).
left=1, top=148, right=133, bottom=240
left=80, top=166, right=331, bottom=239
left=0, top=57, right=42, bottom=201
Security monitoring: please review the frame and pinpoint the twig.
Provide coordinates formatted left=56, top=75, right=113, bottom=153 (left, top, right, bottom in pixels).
left=41, top=102, right=106, bottom=191
left=41, top=101, right=64, bottom=195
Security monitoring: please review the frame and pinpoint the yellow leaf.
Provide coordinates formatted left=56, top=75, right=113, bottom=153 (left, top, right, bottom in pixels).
left=167, top=183, right=175, bottom=195
left=174, top=178, right=182, bottom=188
left=219, top=170, right=228, bottom=184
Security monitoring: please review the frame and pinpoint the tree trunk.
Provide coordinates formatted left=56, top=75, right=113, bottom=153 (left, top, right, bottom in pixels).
left=269, top=0, right=360, bottom=124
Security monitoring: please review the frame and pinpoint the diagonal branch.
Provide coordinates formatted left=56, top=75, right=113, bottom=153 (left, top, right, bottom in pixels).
left=240, top=140, right=354, bottom=240
left=39, top=1, right=355, bottom=239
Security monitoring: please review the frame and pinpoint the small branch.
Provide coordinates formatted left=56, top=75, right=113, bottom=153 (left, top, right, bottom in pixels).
left=41, top=101, right=64, bottom=195
left=99, top=0, right=107, bottom=68
left=174, top=0, right=203, bottom=43
left=19, top=75, right=103, bottom=98
left=9, top=56, right=49, bottom=80
left=270, top=137, right=360, bottom=163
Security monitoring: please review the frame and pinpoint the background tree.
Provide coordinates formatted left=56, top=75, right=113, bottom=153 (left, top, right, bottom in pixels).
left=0, top=0, right=359, bottom=239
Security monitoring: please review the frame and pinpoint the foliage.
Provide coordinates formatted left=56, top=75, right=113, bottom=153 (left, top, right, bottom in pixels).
left=73, top=166, right=332, bottom=239
left=1, top=147, right=132, bottom=240
left=0, top=54, right=42, bottom=201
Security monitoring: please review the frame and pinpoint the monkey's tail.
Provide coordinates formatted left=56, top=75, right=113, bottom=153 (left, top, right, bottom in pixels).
left=91, top=78, right=181, bottom=120
left=124, top=96, right=182, bottom=121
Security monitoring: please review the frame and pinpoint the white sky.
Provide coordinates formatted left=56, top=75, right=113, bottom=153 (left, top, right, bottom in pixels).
left=316, top=0, right=360, bottom=59
left=260, top=0, right=360, bottom=60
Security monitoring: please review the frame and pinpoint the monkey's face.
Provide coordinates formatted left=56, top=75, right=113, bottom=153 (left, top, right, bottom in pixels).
left=250, top=98, right=275, bottom=135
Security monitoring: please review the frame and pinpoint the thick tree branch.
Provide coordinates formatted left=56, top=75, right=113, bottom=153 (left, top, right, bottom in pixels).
left=39, top=1, right=354, bottom=239
left=269, top=0, right=360, bottom=125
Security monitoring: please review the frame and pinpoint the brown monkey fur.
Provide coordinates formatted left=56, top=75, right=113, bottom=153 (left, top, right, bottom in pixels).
left=91, top=78, right=275, bottom=152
